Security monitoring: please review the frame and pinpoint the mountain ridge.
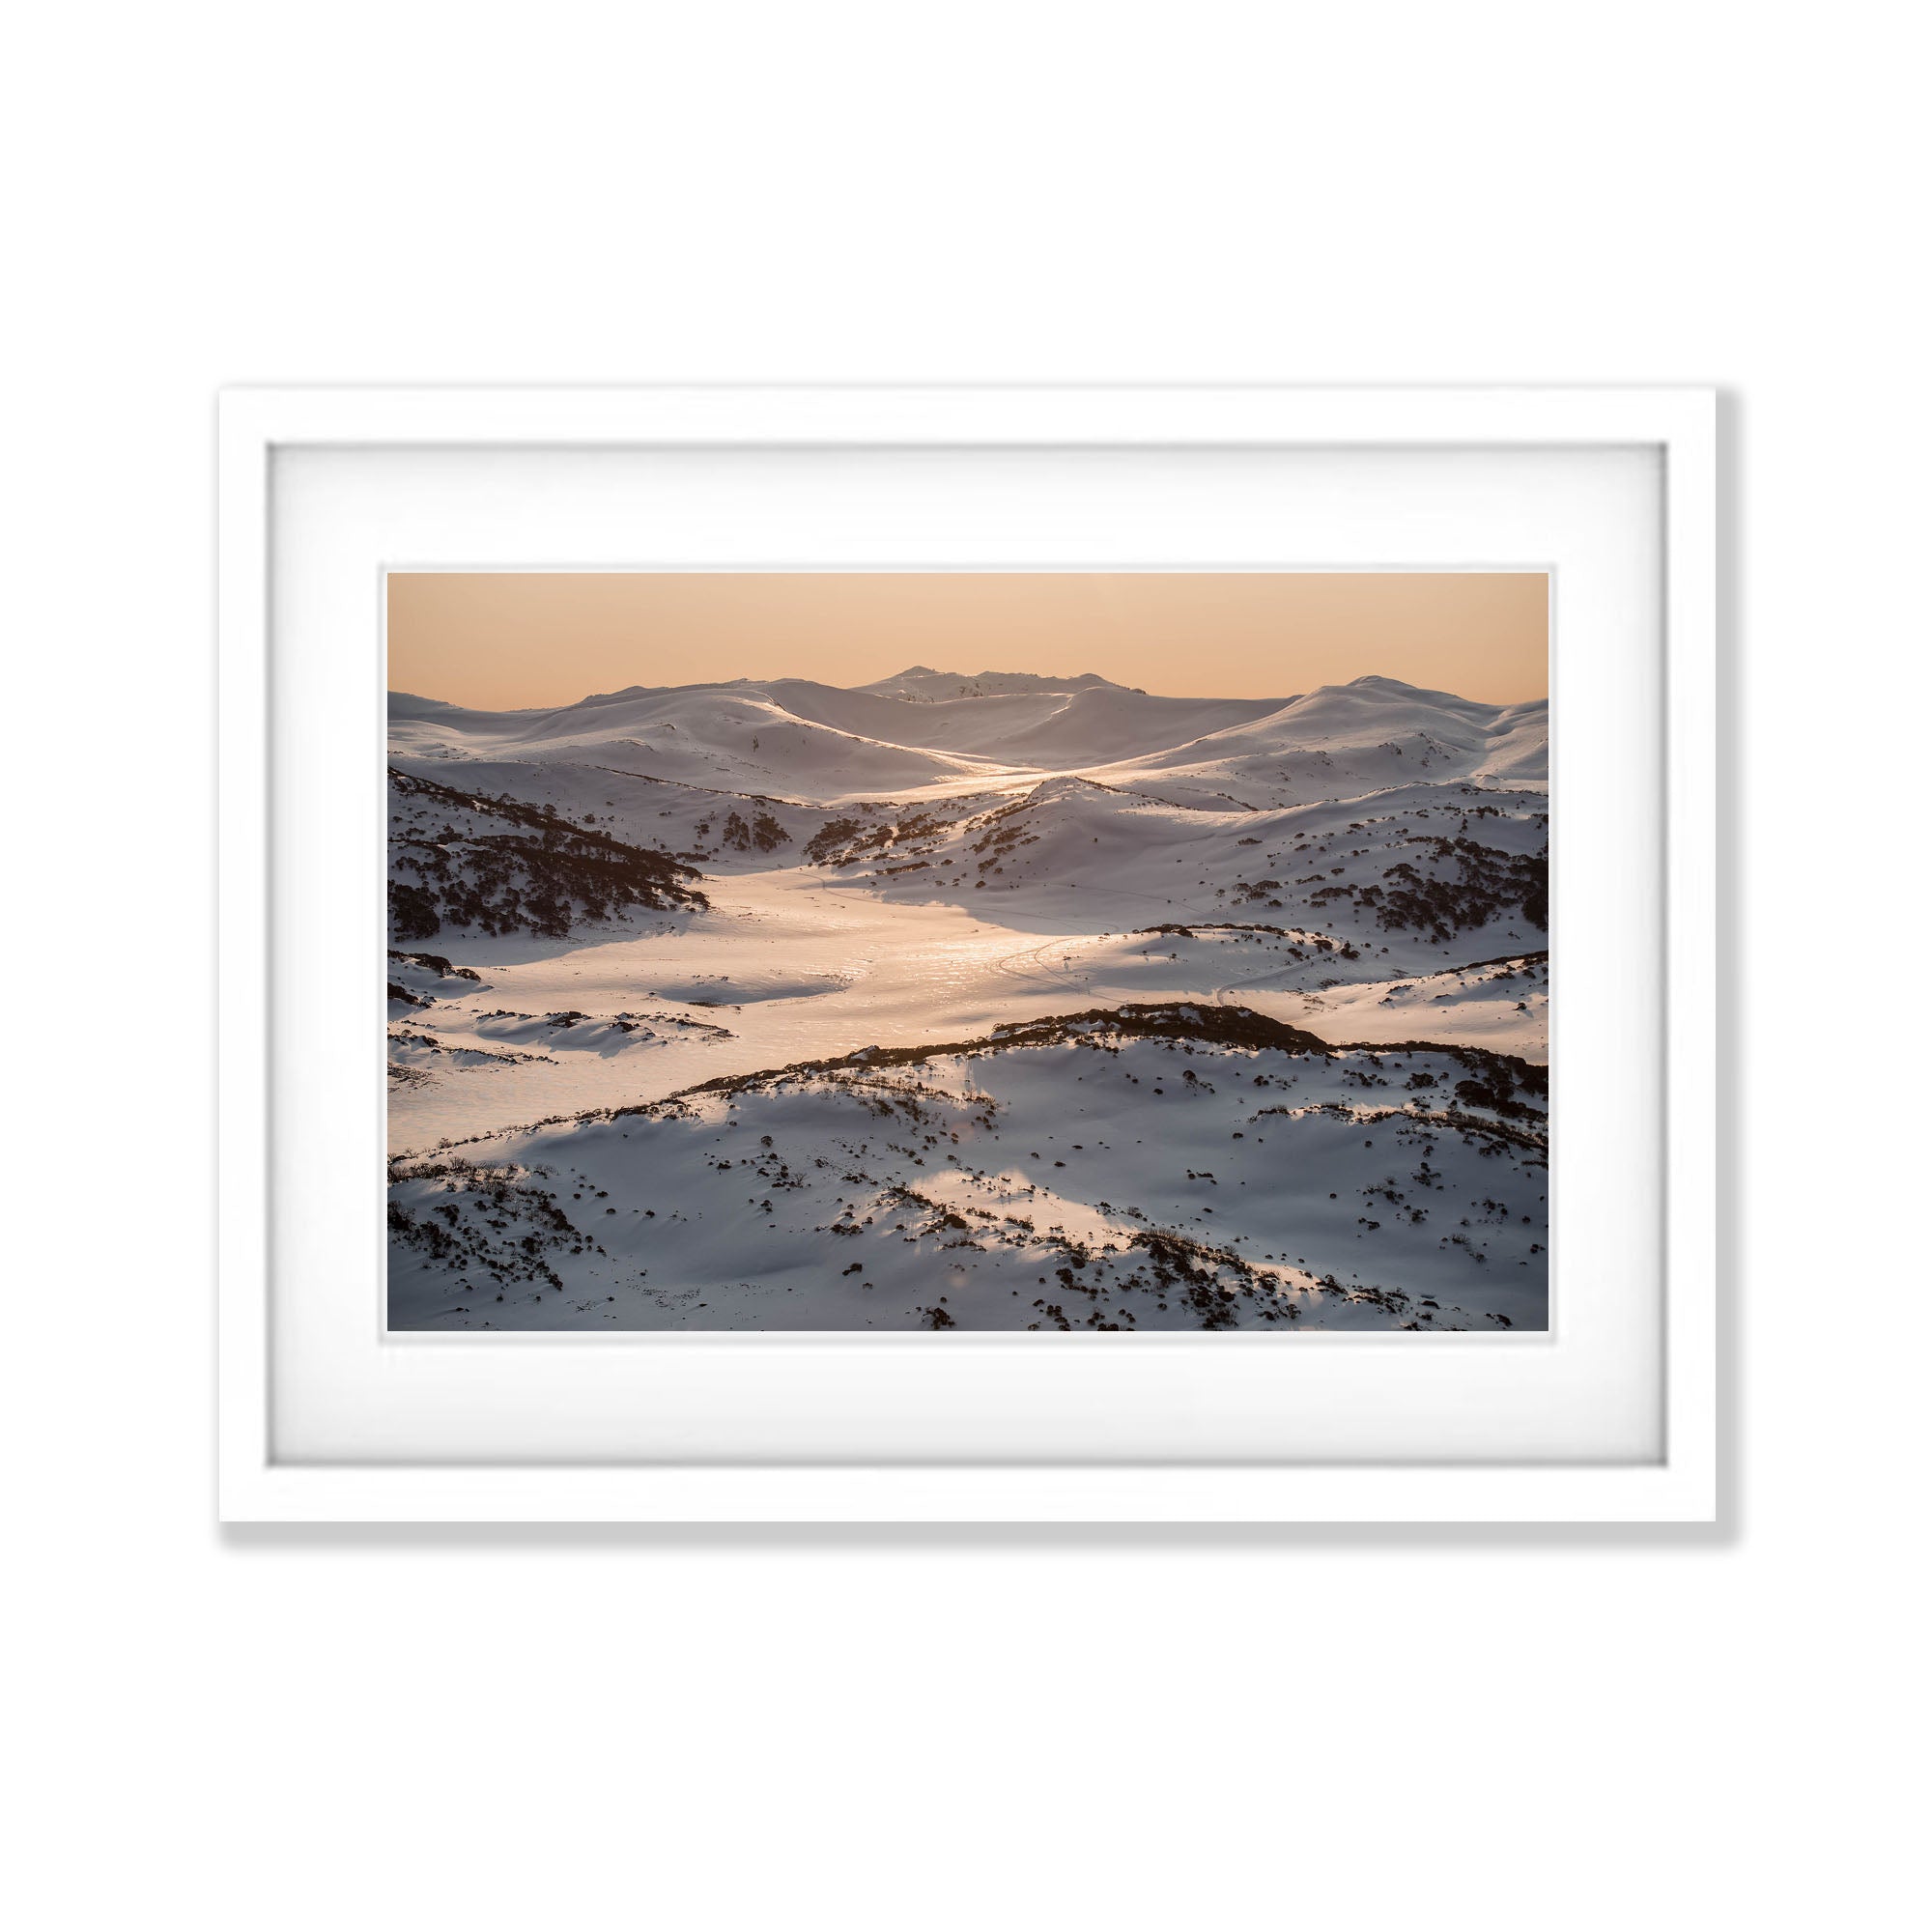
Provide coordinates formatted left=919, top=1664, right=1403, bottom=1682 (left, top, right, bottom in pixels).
left=387, top=669, right=1544, bottom=807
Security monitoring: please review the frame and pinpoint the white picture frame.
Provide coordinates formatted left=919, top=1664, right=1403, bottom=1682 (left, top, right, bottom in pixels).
left=218, top=385, right=1716, bottom=1522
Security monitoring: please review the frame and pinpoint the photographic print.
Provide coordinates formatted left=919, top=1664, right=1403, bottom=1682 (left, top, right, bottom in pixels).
left=386, top=571, right=1548, bottom=1332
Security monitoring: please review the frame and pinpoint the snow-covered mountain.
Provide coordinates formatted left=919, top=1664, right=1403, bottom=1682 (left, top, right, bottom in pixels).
left=390, top=674, right=1293, bottom=799
left=386, top=668, right=1549, bottom=1331
left=390, top=669, right=1540, bottom=806
left=855, top=665, right=1129, bottom=700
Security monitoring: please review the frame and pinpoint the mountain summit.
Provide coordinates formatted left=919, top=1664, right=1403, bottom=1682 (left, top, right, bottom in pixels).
left=857, top=666, right=1131, bottom=701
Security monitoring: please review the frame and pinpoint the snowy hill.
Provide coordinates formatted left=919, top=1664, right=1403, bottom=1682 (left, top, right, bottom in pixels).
left=387, top=766, right=707, bottom=946
left=388, top=681, right=1000, bottom=797
left=388, top=671, right=1296, bottom=797
left=390, top=1004, right=1547, bottom=1332
left=1095, top=675, right=1548, bottom=808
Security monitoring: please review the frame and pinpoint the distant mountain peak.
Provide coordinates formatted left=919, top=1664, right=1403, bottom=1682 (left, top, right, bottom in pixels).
left=857, top=666, right=1131, bottom=699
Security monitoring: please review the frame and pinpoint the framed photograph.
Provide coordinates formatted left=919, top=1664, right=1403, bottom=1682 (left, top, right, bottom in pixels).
left=218, top=385, right=1716, bottom=1521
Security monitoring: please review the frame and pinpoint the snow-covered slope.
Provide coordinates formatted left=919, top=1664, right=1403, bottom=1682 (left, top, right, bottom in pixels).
left=817, top=777, right=1548, bottom=976
left=390, top=1006, right=1548, bottom=1333
left=1094, top=675, right=1548, bottom=808
left=387, top=767, right=707, bottom=947
left=387, top=666, right=1550, bottom=1329
left=390, top=682, right=999, bottom=798
left=389, top=670, right=1302, bottom=798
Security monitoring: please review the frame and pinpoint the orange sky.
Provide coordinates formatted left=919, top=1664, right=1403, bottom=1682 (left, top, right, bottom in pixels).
left=387, top=572, right=1548, bottom=709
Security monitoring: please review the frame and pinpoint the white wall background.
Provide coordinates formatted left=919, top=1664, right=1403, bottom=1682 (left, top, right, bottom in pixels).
left=4, top=5, right=1921, bottom=1927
